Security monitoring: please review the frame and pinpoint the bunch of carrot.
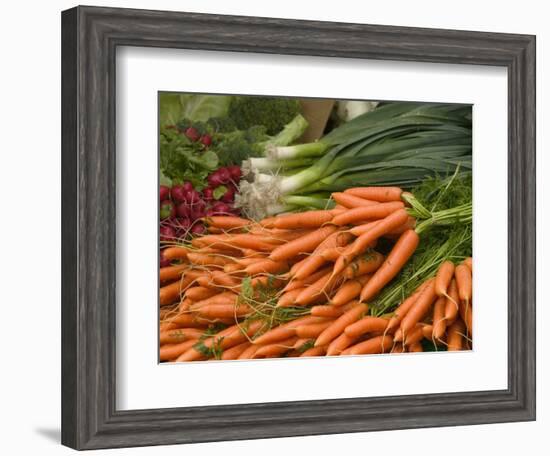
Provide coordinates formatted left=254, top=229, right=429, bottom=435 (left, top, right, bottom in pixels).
left=158, top=186, right=472, bottom=362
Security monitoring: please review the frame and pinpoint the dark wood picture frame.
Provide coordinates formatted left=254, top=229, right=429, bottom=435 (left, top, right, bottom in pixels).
left=61, top=5, right=536, bottom=450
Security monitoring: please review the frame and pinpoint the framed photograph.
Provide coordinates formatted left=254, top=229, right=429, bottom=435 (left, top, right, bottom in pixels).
left=61, top=5, right=536, bottom=450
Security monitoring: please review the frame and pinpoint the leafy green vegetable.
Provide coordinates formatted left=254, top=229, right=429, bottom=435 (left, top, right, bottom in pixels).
left=159, top=93, right=231, bottom=127
left=228, top=96, right=301, bottom=135
left=159, top=126, right=218, bottom=189
left=213, top=185, right=228, bottom=200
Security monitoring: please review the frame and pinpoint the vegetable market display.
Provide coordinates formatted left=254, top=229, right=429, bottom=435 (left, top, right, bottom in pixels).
left=158, top=95, right=473, bottom=362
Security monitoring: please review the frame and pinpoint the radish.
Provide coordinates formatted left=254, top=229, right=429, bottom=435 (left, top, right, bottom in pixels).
left=211, top=202, right=232, bottom=215
left=190, top=200, right=207, bottom=220
left=160, top=200, right=175, bottom=220
left=159, top=185, right=170, bottom=201
left=202, top=187, right=214, bottom=201
left=218, top=168, right=231, bottom=184
left=200, top=134, right=212, bottom=147
left=221, top=186, right=235, bottom=203
left=207, top=172, right=223, bottom=187
left=184, top=189, right=201, bottom=205
left=160, top=225, right=177, bottom=242
left=171, top=185, right=186, bottom=203
left=160, top=250, right=171, bottom=267
left=191, top=222, right=206, bottom=235
left=228, top=165, right=242, bottom=180
left=176, top=202, right=191, bottom=219
left=182, top=181, right=193, bottom=192
left=184, top=126, right=200, bottom=142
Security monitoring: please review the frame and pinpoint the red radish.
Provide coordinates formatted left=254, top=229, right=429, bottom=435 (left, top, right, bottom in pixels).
left=221, top=186, right=235, bottom=203
left=200, top=134, right=212, bottom=147
left=159, top=250, right=171, bottom=267
left=207, top=172, right=223, bottom=187
left=182, top=181, right=193, bottom=192
left=184, top=127, right=200, bottom=142
left=218, top=168, right=231, bottom=184
left=228, top=165, right=242, bottom=180
left=202, top=187, right=214, bottom=201
left=159, top=185, right=170, bottom=201
left=176, top=202, right=191, bottom=219
left=212, top=202, right=232, bottom=214
left=160, top=225, right=177, bottom=242
left=191, top=222, right=206, bottom=235
left=173, top=218, right=191, bottom=239
left=171, top=185, right=186, bottom=203
left=160, top=200, right=175, bottom=220
left=190, top=200, right=207, bottom=220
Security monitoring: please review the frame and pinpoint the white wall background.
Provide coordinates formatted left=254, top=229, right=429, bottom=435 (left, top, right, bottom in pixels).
left=0, top=1, right=545, bottom=454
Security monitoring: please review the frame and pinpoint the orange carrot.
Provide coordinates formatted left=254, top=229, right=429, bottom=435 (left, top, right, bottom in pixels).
left=444, top=279, right=459, bottom=323
left=195, top=304, right=252, bottom=319
left=385, top=216, right=417, bottom=236
left=333, top=209, right=410, bottom=275
left=359, top=229, right=419, bottom=302
left=163, top=313, right=207, bottom=329
left=408, top=342, right=423, bottom=352
left=295, top=270, right=340, bottom=306
left=204, top=216, right=250, bottom=230
left=332, top=192, right=379, bottom=209
left=272, top=210, right=334, bottom=229
left=185, top=286, right=219, bottom=301
left=245, top=259, right=289, bottom=276
left=190, top=291, right=237, bottom=310
left=343, top=251, right=384, bottom=279
left=326, top=333, right=357, bottom=356
left=252, top=316, right=325, bottom=345
left=160, top=280, right=184, bottom=306
left=159, top=264, right=189, bottom=283
left=458, top=299, right=473, bottom=335
left=210, top=270, right=240, bottom=289
left=295, top=321, right=334, bottom=339
left=162, top=246, right=189, bottom=260
left=386, top=281, right=431, bottom=333
left=159, top=327, right=204, bottom=345
left=344, top=316, right=389, bottom=338
left=315, top=303, right=368, bottom=347
left=187, top=252, right=232, bottom=268
left=331, top=275, right=371, bottom=306
left=269, top=225, right=338, bottom=262
left=332, top=201, right=405, bottom=226
left=221, top=342, right=251, bottom=360
left=432, top=296, right=447, bottom=340
left=435, top=261, right=455, bottom=297
left=344, top=186, right=403, bottom=202
left=390, top=342, right=406, bottom=353
left=421, top=324, right=433, bottom=340
left=447, top=319, right=466, bottom=351
left=300, top=346, right=327, bottom=357
left=277, top=288, right=305, bottom=308
left=349, top=220, right=380, bottom=237
left=463, top=257, right=473, bottom=271
left=400, top=324, right=424, bottom=345
left=284, top=266, right=334, bottom=293
left=253, top=337, right=298, bottom=358
left=310, top=304, right=346, bottom=318
left=399, top=278, right=437, bottom=335
left=238, top=344, right=259, bottom=359
left=160, top=339, right=199, bottom=362
left=455, top=264, right=472, bottom=302
left=347, top=335, right=394, bottom=355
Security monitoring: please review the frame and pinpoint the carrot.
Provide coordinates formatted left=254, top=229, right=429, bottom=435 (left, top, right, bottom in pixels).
left=195, top=303, right=252, bottom=319
left=160, top=339, right=197, bottom=361
left=333, top=209, right=410, bottom=275
left=458, top=299, right=473, bottom=335
left=253, top=337, right=298, bottom=358
left=221, top=342, right=251, bottom=360
left=386, top=281, right=431, bottom=333
left=385, top=216, right=417, bottom=236
left=421, top=324, right=433, bottom=340
left=252, top=316, right=325, bottom=345
left=238, top=344, right=259, bottom=359
left=204, top=216, right=250, bottom=230
left=347, top=335, right=394, bottom=355
left=326, top=333, right=357, bottom=356
left=344, top=316, right=389, bottom=338
left=447, top=319, right=466, bottom=351
left=332, top=192, right=379, bottom=209
left=344, top=186, right=403, bottom=202
left=295, top=270, right=340, bottom=306
left=159, top=327, right=204, bottom=345
left=455, top=264, right=472, bottom=302
left=398, top=324, right=423, bottom=345
left=269, top=225, right=338, bottom=262
left=295, top=321, right=334, bottom=339
left=321, top=247, right=345, bottom=262
left=359, top=229, right=420, bottom=302
left=190, top=291, right=237, bottom=310
left=399, top=278, right=437, bottom=335
left=435, top=261, right=455, bottom=297
left=159, top=264, right=188, bottom=283
left=331, top=275, right=371, bottom=306
left=277, top=288, right=305, bottom=308
left=444, top=279, right=459, bottom=322
left=349, top=221, right=380, bottom=237
left=284, top=266, right=333, bottom=293
left=432, top=296, right=447, bottom=340
left=408, top=342, right=423, bottom=352
left=315, top=302, right=368, bottom=347
left=187, top=252, right=232, bottom=268
left=263, top=229, right=316, bottom=243
left=310, top=304, right=346, bottom=318
left=463, top=257, right=473, bottom=271
left=159, top=280, right=184, bottom=306
left=185, top=286, right=219, bottom=301
left=163, top=312, right=207, bottom=329
left=210, top=270, right=240, bottom=289
left=293, top=231, right=351, bottom=281
left=272, top=210, right=334, bottom=229
left=343, top=251, right=384, bottom=279
left=332, top=201, right=405, bottom=226
left=244, top=259, right=288, bottom=276
left=162, top=246, right=189, bottom=261
left=390, top=342, right=406, bottom=353
left=300, top=346, right=327, bottom=357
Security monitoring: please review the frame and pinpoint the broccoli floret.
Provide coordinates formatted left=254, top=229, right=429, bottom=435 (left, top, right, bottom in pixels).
left=228, top=97, right=301, bottom=135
